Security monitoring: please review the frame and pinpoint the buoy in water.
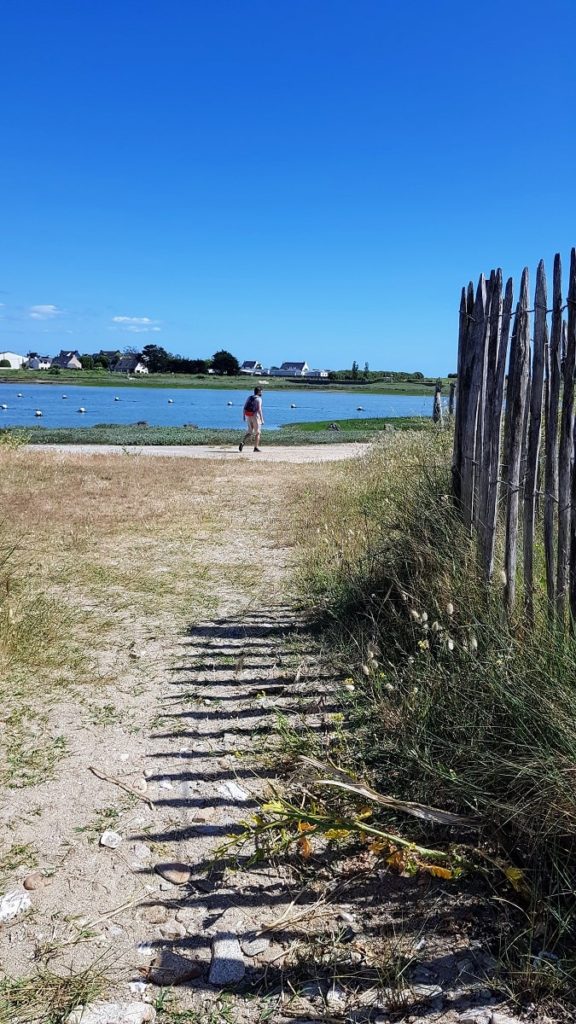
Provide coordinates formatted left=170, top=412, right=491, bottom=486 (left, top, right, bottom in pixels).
left=0, top=404, right=7, bottom=410
left=290, top=403, right=296, bottom=408
left=227, top=401, right=233, bottom=406
left=78, top=407, right=86, bottom=413
left=114, top=396, right=120, bottom=401
left=62, top=394, right=68, bottom=399
left=35, top=410, right=43, bottom=417
left=357, top=406, right=364, bottom=411
left=17, top=393, right=23, bottom=398
left=168, top=399, right=174, bottom=404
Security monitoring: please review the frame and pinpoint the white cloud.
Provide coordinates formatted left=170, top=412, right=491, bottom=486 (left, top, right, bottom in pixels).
left=111, top=315, right=161, bottom=333
left=29, top=304, right=62, bottom=320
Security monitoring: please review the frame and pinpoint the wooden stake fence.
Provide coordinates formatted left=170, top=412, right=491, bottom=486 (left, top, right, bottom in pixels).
left=452, top=248, right=576, bottom=623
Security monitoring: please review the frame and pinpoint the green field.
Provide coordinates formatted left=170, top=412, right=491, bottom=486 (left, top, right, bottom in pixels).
left=0, top=367, right=450, bottom=396
left=6, top=416, right=430, bottom=447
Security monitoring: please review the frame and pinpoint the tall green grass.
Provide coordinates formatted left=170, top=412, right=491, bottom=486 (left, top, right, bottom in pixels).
left=295, top=429, right=576, bottom=970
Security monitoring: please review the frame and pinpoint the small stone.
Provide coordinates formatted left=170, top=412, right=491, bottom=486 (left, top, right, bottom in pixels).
left=142, top=906, right=168, bottom=925
left=144, top=768, right=154, bottom=778
left=100, top=830, right=123, bottom=849
left=209, top=934, right=245, bottom=985
left=147, top=950, right=203, bottom=986
left=23, top=871, right=50, bottom=891
left=159, top=919, right=187, bottom=939
left=338, top=910, right=355, bottom=924
left=326, top=984, right=346, bottom=1007
left=131, top=842, right=152, bottom=861
left=217, top=781, right=249, bottom=802
left=411, top=984, right=443, bottom=1000
left=154, top=862, right=191, bottom=885
left=66, top=1003, right=156, bottom=1023
left=459, top=1012, right=491, bottom=1024
left=159, top=779, right=173, bottom=790
left=240, top=934, right=270, bottom=957
left=490, top=1014, right=523, bottom=1024
left=0, top=890, right=32, bottom=923
left=132, top=779, right=148, bottom=794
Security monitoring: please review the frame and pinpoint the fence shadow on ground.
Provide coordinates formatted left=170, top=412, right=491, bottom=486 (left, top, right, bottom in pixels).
left=130, top=605, right=505, bottom=1019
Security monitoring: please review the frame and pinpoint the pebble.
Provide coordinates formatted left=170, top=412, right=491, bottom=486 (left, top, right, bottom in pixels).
left=147, top=949, right=203, bottom=986
left=159, top=779, right=173, bottom=790
left=240, top=934, right=270, bottom=957
left=66, top=1003, right=156, bottom=1024
left=159, top=919, right=187, bottom=939
left=23, top=871, right=50, bottom=891
left=132, top=778, right=148, bottom=793
left=459, top=1012, right=491, bottom=1024
left=100, top=830, right=123, bottom=849
left=0, top=890, right=32, bottom=923
left=209, top=934, right=245, bottom=985
left=490, top=1014, right=523, bottom=1024
left=143, top=768, right=154, bottom=778
left=154, top=862, right=191, bottom=885
left=217, top=781, right=249, bottom=802
left=131, top=842, right=152, bottom=863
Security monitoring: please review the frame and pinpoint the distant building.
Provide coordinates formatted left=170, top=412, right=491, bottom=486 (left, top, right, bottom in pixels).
left=111, top=354, right=149, bottom=374
left=27, top=354, right=52, bottom=370
left=52, top=350, right=82, bottom=369
left=0, top=351, right=27, bottom=369
left=270, top=361, right=310, bottom=377
left=94, top=350, right=122, bottom=367
left=240, top=360, right=264, bottom=374
left=305, top=369, right=329, bottom=378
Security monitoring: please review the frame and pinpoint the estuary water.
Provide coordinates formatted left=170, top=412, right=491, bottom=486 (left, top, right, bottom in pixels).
left=0, top=383, right=432, bottom=430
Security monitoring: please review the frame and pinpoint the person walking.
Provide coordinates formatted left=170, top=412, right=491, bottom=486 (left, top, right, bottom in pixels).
left=239, top=386, right=264, bottom=452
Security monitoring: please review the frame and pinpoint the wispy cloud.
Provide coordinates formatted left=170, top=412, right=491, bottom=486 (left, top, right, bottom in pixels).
left=29, top=304, right=62, bottom=320
left=111, top=315, right=161, bottom=334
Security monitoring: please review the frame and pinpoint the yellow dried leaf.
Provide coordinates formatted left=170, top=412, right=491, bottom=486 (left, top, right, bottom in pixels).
left=297, top=820, right=316, bottom=833
left=324, top=829, right=350, bottom=841
left=422, top=864, right=454, bottom=880
left=357, top=806, right=373, bottom=819
left=367, top=839, right=389, bottom=854
left=386, top=850, right=408, bottom=873
left=261, top=801, right=285, bottom=814
left=298, top=836, right=313, bottom=859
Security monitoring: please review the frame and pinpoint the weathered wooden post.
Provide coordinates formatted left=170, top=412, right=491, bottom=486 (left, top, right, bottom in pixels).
left=523, top=261, right=547, bottom=622
left=452, top=284, right=473, bottom=504
left=433, top=384, right=443, bottom=424
left=556, top=249, right=576, bottom=624
left=504, top=269, right=530, bottom=616
left=449, top=382, right=456, bottom=417
left=544, top=254, right=562, bottom=612
left=461, top=275, right=488, bottom=531
left=480, top=275, right=513, bottom=580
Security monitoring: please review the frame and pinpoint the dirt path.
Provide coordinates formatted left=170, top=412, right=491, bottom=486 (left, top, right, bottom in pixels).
left=0, top=449, right=530, bottom=1024
left=25, top=442, right=370, bottom=463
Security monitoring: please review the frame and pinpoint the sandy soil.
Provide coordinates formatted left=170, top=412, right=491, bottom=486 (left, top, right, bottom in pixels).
left=25, top=442, right=370, bottom=463
left=0, top=448, right=542, bottom=1024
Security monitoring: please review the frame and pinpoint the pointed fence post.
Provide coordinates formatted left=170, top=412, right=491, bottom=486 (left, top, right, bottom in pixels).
left=504, top=269, right=530, bottom=616
left=461, top=275, right=488, bottom=531
left=433, top=384, right=443, bottom=424
left=523, top=261, right=547, bottom=622
left=481, top=275, right=513, bottom=580
left=449, top=382, right=456, bottom=416
left=544, top=254, right=562, bottom=613
left=557, top=249, right=576, bottom=624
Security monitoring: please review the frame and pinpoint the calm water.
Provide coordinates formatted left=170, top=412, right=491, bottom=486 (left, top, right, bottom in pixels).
left=0, top=383, right=433, bottom=430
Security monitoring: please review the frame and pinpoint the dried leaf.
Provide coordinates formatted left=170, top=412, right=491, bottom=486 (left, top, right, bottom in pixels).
left=297, top=821, right=316, bottom=833
left=422, top=864, right=454, bottom=879
left=298, top=836, right=313, bottom=859
left=504, top=866, right=526, bottom=892
left=324, top=828, right=351, bottom=841
left=261, top=801, right=285, bottom=814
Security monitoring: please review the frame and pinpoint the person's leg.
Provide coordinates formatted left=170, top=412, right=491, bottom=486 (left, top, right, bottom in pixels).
left=253, top=419, right=262, bottom=451
left=239, top=418, right=254, bottom=451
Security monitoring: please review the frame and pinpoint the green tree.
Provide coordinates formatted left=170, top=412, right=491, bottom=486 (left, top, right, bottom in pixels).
left=80, top=354, right=94, bottom=369
left=351, top=360, right=359, bottom=380
left=212, top=349, right=240, bottom=375
left=141, top=344, right=170, bottom=373
left=363, top=361, right=369, bottom=378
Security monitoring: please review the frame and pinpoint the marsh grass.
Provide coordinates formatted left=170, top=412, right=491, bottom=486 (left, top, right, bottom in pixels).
left=0, top=960, right=108, bottom=1024
left=292, top=428, right=576, bottom=1001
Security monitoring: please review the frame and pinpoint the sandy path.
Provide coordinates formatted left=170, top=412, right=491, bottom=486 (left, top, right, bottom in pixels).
left=25, top=441, right=370, bottom=462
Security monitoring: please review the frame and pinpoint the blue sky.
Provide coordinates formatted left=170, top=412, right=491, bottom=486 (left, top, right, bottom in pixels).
left=1, top=0, right=576, bottom=375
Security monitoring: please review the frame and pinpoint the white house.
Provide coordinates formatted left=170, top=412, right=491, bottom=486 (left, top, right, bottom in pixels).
left=27, top=354, right=52, bottom=370
left=270, top=361, right=310, bottom=377
left=305, top=369, right=329, bottom=378
left=0, top=351, right=27, bottom=369
left=52, top=350, right=82, bottom=369
left=240, top=360, right=264, bottom=374
left=111, top=355, right=149, bottom=374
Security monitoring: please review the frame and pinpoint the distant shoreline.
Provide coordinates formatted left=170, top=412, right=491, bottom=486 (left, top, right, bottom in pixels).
left=0, top=371, right=448, bottom=398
